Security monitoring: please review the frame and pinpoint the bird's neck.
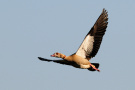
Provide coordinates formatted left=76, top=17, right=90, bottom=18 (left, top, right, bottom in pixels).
left=60, top=53, right=66, bottom=59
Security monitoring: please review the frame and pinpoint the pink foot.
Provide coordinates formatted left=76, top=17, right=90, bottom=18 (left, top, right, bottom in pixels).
left=90, top=64, right=100, bottom=72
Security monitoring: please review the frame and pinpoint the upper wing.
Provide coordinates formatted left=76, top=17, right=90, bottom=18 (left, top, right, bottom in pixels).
left=76, top=9, right=108, bottom=59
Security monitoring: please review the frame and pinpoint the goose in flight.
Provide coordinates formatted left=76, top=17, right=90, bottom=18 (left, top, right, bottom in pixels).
left=38, top=9, right=108, bottom=72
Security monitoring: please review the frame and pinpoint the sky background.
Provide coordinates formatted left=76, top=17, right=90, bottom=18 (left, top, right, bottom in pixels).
left=0, top=0, right=135, bottom=90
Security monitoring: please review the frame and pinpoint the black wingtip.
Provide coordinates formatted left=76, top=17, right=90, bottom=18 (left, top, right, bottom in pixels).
left=38, top=57, right=53, bottom=62
left=102, top=8, right=108, bottom=14
left=38, top=57, right=47, bottom=61
left=38, top=57, right=42, bottom=60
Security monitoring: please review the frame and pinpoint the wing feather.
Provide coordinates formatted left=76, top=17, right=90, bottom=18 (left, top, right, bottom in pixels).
left=76, top=9, right=108, bottom=59
left=38, top=57, right=80, bottom=68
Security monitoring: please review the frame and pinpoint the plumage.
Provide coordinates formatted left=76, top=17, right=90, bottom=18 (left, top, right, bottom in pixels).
left=38, top=9, right=108, bottom=72
left=76, top=9, right=108, bottom=59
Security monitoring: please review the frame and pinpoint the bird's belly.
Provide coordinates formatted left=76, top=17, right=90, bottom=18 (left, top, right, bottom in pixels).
left=71, top=55, right=90, bottom=65
left=66, top=54, right=91, bottom=69
left=80, top=64, right=90, bottom=69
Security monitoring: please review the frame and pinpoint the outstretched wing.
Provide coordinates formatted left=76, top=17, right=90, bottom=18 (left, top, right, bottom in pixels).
left=76, top=9, right=108, bottom=59
left=38, top=57, right=99, bottom=71
left=38, top=57, right=80, bottom=68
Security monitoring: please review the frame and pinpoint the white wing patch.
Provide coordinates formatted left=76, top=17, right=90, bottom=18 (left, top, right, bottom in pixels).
left=76, top=35, right=94, bottom=59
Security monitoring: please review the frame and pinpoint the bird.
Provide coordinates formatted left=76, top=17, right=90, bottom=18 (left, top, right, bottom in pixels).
left=38, top=9, right=108, bottom=72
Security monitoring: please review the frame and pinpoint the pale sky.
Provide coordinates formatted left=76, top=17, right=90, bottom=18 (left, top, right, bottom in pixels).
left=0, top=0, right=135, bottom=90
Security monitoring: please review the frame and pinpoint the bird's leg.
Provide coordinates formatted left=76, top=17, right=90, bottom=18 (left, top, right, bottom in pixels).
left=90, top=63, right=100, bottom=72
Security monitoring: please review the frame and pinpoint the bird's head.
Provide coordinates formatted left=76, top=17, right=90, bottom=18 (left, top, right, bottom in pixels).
left=51, top=52, right=66, bottom=59
left=51, top=52, right=61, bottom=58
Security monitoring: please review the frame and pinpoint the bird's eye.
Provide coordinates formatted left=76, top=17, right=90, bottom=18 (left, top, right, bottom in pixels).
left=56, top=53, right=58, bottom=55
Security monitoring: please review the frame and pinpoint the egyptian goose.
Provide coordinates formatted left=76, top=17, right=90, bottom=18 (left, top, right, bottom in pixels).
left=38, top=9, right=108, bottom=72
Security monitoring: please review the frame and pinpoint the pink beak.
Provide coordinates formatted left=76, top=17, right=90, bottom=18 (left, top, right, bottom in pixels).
left=50, top=54, right=55, bottom=57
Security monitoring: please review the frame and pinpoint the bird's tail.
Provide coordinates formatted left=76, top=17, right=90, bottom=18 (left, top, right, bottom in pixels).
left=87, top=63, right=100, bottom=71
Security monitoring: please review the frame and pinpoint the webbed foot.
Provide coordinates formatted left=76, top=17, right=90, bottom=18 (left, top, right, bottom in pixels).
left=90, top=63, right=100, bottom=72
